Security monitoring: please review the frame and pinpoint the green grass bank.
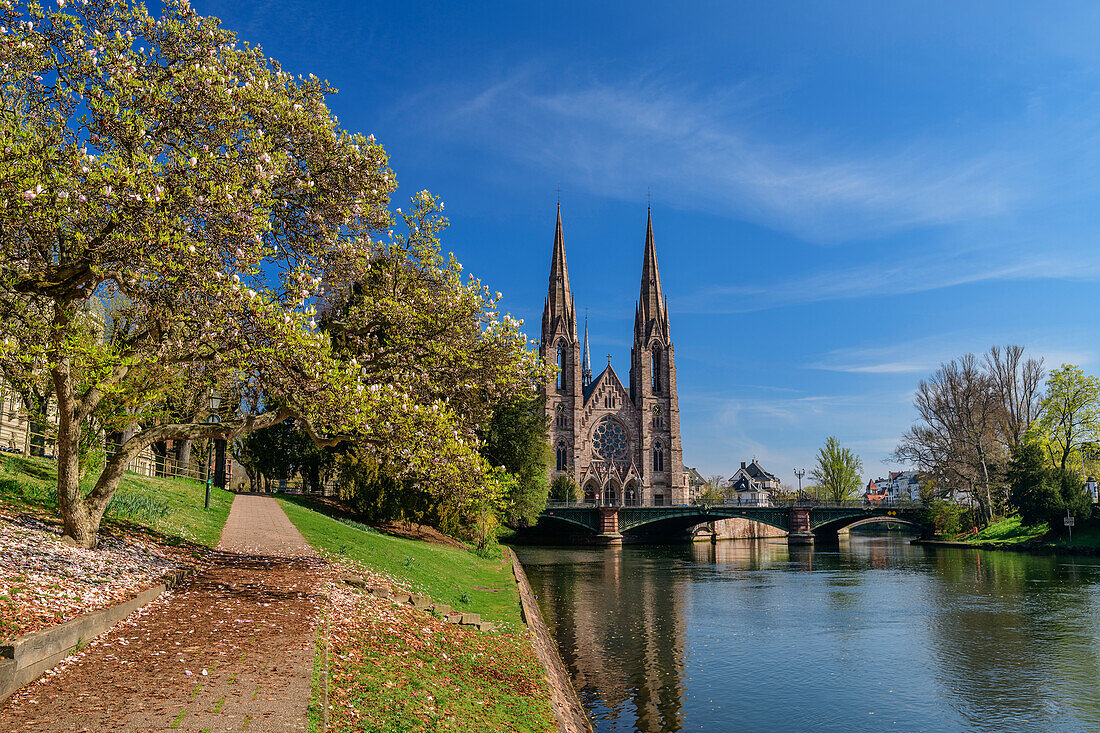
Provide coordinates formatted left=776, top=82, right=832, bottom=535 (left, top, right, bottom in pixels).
left=278, top=495, right=523, bottom=627
left=278, top=496, right=558, bottom=732
left=0, top=454, right=233, bottom=547
left=939, top=514, right=1100, bottom=552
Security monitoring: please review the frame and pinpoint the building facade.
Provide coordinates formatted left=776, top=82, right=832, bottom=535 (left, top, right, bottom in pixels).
left=541, top=206, right=688, bottom=506
left=728, top=460, right=781, bottom=506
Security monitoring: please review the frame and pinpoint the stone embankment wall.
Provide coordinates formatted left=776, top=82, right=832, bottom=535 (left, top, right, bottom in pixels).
left=506, top=548, right=592, bottom=733
left=694, top=517, right=787, bottom=541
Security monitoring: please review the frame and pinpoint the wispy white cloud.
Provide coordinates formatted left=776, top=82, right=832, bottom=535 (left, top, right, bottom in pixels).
left=438, top=73, right=1023, bottom=241
left=811, top=334, right=1094, bottom=376
left=673, top=244, right=1100, bottom=314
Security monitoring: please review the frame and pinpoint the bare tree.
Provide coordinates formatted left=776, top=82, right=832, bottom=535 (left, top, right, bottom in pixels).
left=984, top=345, right=1045, bottom=451
left=895, top=354, right=1001, bottom=523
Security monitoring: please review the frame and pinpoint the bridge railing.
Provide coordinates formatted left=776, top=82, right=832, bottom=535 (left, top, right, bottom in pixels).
left=543, top=499, right=925, bottom=511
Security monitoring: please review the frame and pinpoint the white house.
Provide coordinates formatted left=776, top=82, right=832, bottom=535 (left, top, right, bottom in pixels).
left=873, top=471, right=922, bottom=503
left=727, top=460, right=781, bottom=506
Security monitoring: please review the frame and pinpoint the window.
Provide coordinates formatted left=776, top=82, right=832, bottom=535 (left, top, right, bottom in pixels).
left=555, top=403, right=567, bottom=428
left=653, top=441, right=664, bottom=472
left=592, top=418, right=629, bottom=461
left=652, top=404, right=664, bottom=429
left=556, top=346, right=566, bottom=390
left=556, top=441, right=568, bottom=472
left=651, top=346, right=662, bottom=393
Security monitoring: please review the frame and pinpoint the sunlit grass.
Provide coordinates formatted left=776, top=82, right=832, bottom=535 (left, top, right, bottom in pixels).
left=0, top=454, right=233, bottom=547
left=278, top=495, right=523, bottom=627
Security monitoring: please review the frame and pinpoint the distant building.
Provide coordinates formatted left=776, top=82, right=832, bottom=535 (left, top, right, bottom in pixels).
left=685, top=466, right=708, bottom=503
left=873, top=471, right=922, bottom=503
left=1087, top=476, right=1098, bottom=504
left=864, top=479, right=887, bottom=505
left=727, top=460, right=780, bottom=506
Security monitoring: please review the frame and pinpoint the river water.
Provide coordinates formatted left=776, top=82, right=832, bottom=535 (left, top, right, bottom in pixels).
left=514, top=535, right=1100, bottom=732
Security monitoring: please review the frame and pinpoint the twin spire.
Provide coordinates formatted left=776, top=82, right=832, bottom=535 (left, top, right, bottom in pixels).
left=635, top=206, right=670, bottom=343
left=541, top=203, right=576, bottom=343
left=542, top=203, right=670, bottom=387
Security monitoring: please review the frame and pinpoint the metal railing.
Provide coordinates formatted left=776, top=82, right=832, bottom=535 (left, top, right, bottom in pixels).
left=545, top=498, right=926, bottom=510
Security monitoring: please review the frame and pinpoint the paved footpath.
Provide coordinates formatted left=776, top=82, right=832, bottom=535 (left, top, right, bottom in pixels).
left=0, top=495, right=325, bottom=732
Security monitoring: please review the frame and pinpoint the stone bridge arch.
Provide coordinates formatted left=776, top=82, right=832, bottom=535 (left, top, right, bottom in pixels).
left=532, top=505, right=927, bottom=545
left=814, top=515, right=927, bottom=538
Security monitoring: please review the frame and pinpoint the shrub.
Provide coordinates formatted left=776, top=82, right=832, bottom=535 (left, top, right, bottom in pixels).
left=549, top=474, right=578, bottom=503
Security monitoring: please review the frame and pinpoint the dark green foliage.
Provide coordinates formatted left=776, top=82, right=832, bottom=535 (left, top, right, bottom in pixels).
left=549, top=474, right=578, bottom=503
left=1055, top=469, right=1093, bottom=531
left=337, top=453, right=464, bottom=535
left=921, top=499, right=976, bottom=538
left=1008, top=442, right=1093, bottom=530
left=237, top=417, right=335, bottom=493
left=1008, top=442, right=1057, bottom=526
left=477, top=396, right=551, bottom=527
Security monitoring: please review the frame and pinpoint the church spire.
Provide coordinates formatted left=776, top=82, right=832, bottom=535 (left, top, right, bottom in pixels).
left=542, top=203, right=576, bottom=342
left=635, top=206, right=669, bottom=342
left=582, top=310, right=592, bottom=386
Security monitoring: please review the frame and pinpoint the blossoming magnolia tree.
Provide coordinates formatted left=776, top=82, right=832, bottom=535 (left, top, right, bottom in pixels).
left=323, top=194, right=549, bottom=534
left=0, top=0, right=541, bottom=547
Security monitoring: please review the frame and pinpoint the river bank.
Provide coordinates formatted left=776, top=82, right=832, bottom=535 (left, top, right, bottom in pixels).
left=916, top=515, right=1100, bottom=556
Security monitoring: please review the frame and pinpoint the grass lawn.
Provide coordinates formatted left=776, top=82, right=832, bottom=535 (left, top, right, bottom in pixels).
left=319, top=600, right=556, bottom=733
left=958, top=514, right=1100, bottom=549
left=962, top=515, right=1050, bottom=545
left=278, top=496, right=523, bottom=627
left=0, top=454, right=233, bottom=547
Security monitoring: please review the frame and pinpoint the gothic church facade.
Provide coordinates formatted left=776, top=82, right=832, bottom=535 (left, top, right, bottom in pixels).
left=541, top=206, right=687, bottom=506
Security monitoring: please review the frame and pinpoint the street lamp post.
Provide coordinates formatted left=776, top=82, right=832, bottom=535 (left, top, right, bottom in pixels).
left=204, top=391, right=222, bottom=510
left=794, top=468, right=806, bottom=504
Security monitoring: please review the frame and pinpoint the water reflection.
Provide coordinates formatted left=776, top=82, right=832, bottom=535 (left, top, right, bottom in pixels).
left=515, top=536, right=1100, bottom=733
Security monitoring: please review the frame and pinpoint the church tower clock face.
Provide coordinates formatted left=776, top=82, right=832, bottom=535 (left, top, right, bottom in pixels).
left=592, top=418, right=629, bottom=461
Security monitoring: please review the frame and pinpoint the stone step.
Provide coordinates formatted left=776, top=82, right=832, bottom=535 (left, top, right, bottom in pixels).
left=409, top=595, right=432, bottom=610
left=431, top=604, right=451, bottom=616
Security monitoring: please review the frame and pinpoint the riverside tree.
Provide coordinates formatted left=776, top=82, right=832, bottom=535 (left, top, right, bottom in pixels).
left=1034, top=364, right=1100, bottom=473
left=894, top=347, right=1044, bottom=522
left=810, top=435, right=863, bottom=504
left=0, top=0, right=538, bottom=547
left=324, top=195, right=547, bottom=537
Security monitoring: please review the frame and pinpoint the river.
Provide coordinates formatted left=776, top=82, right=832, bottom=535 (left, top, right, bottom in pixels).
left=514, top=535, right=1100, bottom=732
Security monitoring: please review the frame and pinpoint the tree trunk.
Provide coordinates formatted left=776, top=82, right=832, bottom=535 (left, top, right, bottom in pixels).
left=52, top=353, right=101, bottom=548
left=175, top=439, right=193, bottom=478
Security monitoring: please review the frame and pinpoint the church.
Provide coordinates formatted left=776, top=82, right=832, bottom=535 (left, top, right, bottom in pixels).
left=540, top=205, right=688, bottom=506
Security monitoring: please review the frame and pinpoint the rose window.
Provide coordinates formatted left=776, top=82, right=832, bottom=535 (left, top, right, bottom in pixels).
left=592, top=419, right=629, bottom=461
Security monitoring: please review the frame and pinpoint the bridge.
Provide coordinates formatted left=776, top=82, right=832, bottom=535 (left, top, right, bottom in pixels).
left=535, top=503, right=927, bottom=545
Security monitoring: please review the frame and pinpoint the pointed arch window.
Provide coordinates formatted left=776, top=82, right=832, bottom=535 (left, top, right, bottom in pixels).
left=556, top=345, right=566, bottom=391
left=556, top=441, right=568, bottom=472
left=651, top=346, right=662, bottom=394
left=653, top=441, right=665, bottom=472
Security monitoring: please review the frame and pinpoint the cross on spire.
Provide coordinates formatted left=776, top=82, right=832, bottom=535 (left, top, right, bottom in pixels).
left=606, top=353, right=612, bottom=366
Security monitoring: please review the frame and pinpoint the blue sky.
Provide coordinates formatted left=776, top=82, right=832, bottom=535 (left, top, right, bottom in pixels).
left=196, top=0, right=1100, bottom=484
